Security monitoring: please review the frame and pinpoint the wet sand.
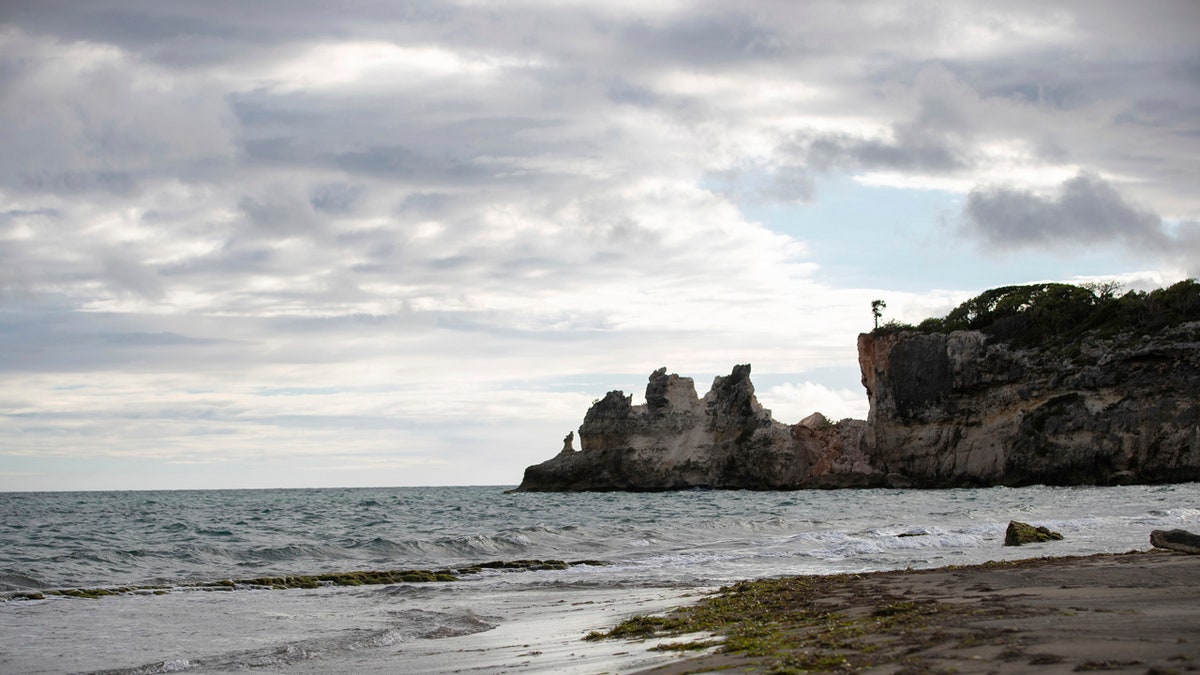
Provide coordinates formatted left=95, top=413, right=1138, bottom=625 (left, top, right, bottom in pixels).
left=391, top=585, right=709, bottom=675
left=261, top=551, right=1200, bottom=674
left=633, top=551, right=1200, bottom=674
left=268, top=584, right=714, bottom=675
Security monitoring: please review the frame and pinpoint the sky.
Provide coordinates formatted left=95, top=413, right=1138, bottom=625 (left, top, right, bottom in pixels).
left=1, top=1, right=1198, bottom=491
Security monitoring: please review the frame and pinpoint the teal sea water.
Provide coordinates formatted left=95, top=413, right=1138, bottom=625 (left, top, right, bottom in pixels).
left=2, top=484, right=1198, bottom=673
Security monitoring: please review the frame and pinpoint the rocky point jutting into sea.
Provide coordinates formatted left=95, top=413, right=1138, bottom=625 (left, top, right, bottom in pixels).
left=513, top=281, right=1200, bottom=491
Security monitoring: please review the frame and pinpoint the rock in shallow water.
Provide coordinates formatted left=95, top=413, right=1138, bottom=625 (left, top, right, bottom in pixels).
left=1004, top=520, right=1064, bottom=546
left=1150, top=528, right=1200, bottom=554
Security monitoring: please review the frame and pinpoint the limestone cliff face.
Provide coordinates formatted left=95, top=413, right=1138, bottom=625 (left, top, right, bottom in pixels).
left=512, top=365, right=877, bottom=491
left=859, top=323, right=1200, bottom=487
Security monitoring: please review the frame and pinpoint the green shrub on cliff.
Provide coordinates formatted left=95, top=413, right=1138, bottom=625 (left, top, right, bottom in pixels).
left=908, top=279, right=1200, bottom=348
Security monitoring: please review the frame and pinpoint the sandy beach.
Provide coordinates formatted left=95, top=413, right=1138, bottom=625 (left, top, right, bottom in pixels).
left=625, top=551, right=1200, bottom=674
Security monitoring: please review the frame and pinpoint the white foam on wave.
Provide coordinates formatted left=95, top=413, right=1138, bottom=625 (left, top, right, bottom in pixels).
left=121, top=658, right=194, bottom=674
left=1138, top=508, right=1200, bottom=525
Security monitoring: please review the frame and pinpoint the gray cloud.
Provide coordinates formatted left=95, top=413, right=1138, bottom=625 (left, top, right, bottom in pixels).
left=0, top=31, right=236, bottom=196
left=0, top=0, right=459, bottom=68
left=800, top=129, right=969, bottom=174
left=615, top=9, right=785, bottom=66
left=0, top=309, right=244, bottom=372
left=960, top=172, right=1200, bottom=273
left=97, top=248, right=165, bottom=301
left=238, top=186, right=326, bottom=238
left=309, top=183, right=363, bottom=215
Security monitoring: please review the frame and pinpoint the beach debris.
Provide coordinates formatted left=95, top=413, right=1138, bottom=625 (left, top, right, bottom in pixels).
left=1150, top=529, right=1200, bottom=554
left=1004, top=521, right=1063, bottom=546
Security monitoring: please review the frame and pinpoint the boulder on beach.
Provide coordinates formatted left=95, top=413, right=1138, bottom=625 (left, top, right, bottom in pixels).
left=1004, top=520, right=1063, bottom=546
left=1150, top=528, right=1200, bottom=554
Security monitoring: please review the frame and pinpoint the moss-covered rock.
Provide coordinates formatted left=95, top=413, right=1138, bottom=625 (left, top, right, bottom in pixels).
left=1004, top=520, right=1064, bottom=546
left=47, top=588, right=117, bottom=599
left=30, top=559, right=602, bottom=599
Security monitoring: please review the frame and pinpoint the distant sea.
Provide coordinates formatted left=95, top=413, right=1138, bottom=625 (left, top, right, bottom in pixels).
left=2, top=484, right=1198, bottom=674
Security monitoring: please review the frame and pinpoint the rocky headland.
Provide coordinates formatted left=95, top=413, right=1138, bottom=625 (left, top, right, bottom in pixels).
left=514, top=365, right=875, bottom=491
left=512, top=282, right=1200, bottom=491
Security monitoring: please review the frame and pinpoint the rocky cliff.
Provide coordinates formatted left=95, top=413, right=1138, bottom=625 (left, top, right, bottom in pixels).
left=512, top=365, right=876, bottom=491
left=513, top=324, right=1200, bottom=492
left=860, top=322, right=1200, bottom=487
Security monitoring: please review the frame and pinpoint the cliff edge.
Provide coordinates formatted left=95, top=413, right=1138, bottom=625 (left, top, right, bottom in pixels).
left=861, top=323, right=1200, bottom=487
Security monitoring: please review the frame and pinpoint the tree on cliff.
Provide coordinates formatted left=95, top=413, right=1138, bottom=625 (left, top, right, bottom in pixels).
left=871, top=299, right=886, bottom=329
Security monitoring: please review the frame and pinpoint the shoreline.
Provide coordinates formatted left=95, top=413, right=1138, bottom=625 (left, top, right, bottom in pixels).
left=613, top=550, right=1200, bottom=674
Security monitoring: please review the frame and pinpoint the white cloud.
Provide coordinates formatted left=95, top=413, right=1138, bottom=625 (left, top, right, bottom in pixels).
left=759, top=381, right=868, bottom=424
left=248, top=41, right=518, bottom=92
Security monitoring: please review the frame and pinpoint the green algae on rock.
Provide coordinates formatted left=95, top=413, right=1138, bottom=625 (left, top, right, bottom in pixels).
left=583, top=554, right=1167, bottom=674
left=585, top=569, right=973, bottom=673
left=1004, top=520, right=1064, bottom=546
left=15, top=559, right=602, bottom=599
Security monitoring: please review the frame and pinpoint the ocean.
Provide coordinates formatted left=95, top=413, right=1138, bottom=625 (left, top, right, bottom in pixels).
left=2, top=483, right=1198, bottom=674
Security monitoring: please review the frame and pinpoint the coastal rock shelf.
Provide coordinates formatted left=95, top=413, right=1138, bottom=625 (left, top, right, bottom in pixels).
left=514, top=322, right=1200, bottom=491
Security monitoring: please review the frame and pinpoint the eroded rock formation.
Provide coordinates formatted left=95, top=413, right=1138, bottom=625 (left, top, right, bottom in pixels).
left=512, top=321, right=1200, bottom=492
left=513, top=365, right=875, bottom=491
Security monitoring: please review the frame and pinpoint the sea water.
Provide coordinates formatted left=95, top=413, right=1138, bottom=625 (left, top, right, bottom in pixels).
left=2, top=484, right=1198, bottom=673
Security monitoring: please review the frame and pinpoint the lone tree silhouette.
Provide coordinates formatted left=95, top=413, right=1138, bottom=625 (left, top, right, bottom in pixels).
left=871, top=299, right=886, bottom=329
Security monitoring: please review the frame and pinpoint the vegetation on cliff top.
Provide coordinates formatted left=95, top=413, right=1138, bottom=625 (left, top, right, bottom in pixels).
left=880, top=279, right=1200, bottom=348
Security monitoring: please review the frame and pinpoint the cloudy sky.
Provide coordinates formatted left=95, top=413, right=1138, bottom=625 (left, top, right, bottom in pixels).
left=2, top=1, right=1198, bottom=491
